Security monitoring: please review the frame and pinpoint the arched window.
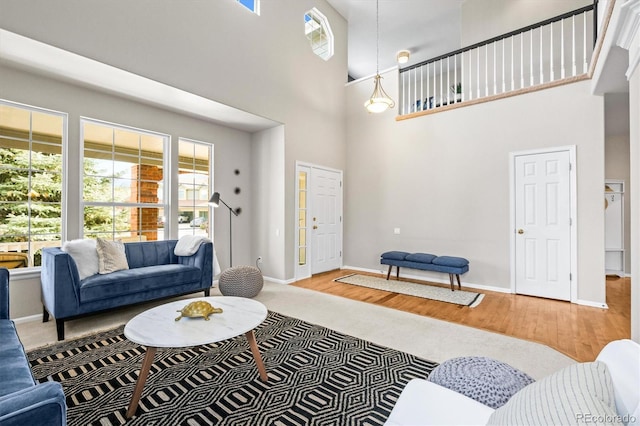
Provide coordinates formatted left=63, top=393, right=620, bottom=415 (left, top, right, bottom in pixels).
left=304, top=8, right=334, bottom=61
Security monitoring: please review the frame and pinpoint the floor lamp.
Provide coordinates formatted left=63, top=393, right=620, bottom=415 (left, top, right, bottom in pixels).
left=208, top=192, right=238, bottom=267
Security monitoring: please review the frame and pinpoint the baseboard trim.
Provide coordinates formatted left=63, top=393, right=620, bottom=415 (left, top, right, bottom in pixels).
left=13, top=313, right=42, bottom=324
left=263, top=275, right=295, bottom=285
left=575, top=299, right=609, bottom=309
left=341, top=265, right=512, bottom=294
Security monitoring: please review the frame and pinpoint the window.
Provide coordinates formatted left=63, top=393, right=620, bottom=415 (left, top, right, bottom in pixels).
left=0, top=100, right=66, bottom=268
left=237, top=0, right=259, bottom=14
left=81, top=119, right=168, bottom=242
left=178, top=138, right=213, bottom=237
left=304, top=8, right=334, bottom=60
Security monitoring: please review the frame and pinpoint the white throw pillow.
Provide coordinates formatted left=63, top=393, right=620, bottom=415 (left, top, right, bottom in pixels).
left=487, top=361, right=620, bottom=426
left=96, top=238, right=129, bottom=274
left=61, top=239, right=99, bottom=281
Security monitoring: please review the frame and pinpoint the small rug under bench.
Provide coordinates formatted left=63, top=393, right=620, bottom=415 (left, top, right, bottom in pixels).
left=334, top=274, right=484, bottom=307
left=27, top=311, right=437, bottom=426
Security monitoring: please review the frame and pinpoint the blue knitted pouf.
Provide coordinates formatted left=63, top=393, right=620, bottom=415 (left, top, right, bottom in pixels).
left=427, top=356, right=534, bottom=408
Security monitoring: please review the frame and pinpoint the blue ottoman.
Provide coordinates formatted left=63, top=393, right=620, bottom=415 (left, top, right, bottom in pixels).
left=427, top=356, right=534, bottom=408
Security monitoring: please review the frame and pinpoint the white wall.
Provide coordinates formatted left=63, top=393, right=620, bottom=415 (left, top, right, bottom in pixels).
left=251, top=125, right=286, bottom=280
left=0, top=64, right=255, bottom=318
left=461, top=0, right=593, bottom=46
left=0, top=0, right=348, bottom=282
left=346, top=71, right=606, bottom=304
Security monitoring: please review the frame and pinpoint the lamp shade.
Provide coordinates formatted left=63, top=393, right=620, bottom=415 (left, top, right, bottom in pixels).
left=364, top=74, right=395, bottom=113
left=208, top=192, right=220, bottom=207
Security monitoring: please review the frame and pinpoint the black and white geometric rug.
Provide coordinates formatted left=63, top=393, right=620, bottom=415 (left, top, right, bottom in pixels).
left=28, top=312, right=437, bottom=425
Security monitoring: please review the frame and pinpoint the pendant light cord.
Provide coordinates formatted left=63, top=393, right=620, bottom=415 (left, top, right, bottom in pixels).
left=376, top=0, right=379, bottom=74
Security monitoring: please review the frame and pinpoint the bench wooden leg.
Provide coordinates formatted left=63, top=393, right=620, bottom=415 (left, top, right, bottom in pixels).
left=396, top=266, right=400, bottom=280
left=449, top=274, right=455, bottom=291
left=456, top=274, right=461, bottom=290
left=386, top=265, right=392, bottom=280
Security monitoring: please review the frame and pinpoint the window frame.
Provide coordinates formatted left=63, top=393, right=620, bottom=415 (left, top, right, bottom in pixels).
left=0, top=99, right=68, bottom=271
left=177, top=137, right=215, bottom=238
left=79, top=117, right=170, bottom=242
left=304, top=7, right=334, bottom=61
left=237, top=0, right=260, bottom=15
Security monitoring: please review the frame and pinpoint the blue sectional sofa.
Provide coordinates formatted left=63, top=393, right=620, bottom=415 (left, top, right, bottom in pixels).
left=0, top=268, right=67, bottom=426
left=41, top=240, right=213, bottom=340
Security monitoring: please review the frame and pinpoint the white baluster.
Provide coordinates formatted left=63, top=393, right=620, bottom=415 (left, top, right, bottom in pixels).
left=440, top=59, right=443, bottom=107
left=401, top=72, right=406, bottom=114
left=583, top=12, right=588, bottom=73
left=550, top=22, right=555, bottom=81
left=530, top=29, right=534, bottom=86
left=420, top=66, right=424, bottom=112
left=461, top=52, right=465, bottom=101
left=493, top=42, right=497, bottom=94
left=426, top=63, right=430, bottom=109
left=447, top=56, right=451, bottom=105
left=413, top=68, right=422, bottom=112
left=433, top=61, right=437, bottom=107
left=477, top=48, right=481, bottom=99
left=454, top=54, right=458, bottom=103
left=540, top=25, right=544, bottom=83
left=561, top=18, right=565, bottom=79
left=468, top=50, right=473, bottom=100
left=520, top=32, right=524, bottom=88
left=511, top=36, right=515, bottom=91
left=572, top=15, right=577, bottom=76
left=502, top=38, right=506, bottom=93
left=485, top=44, right=489, bottom=96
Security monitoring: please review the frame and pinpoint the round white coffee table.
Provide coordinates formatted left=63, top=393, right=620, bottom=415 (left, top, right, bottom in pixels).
left=124, top=296, right=268, bottom=418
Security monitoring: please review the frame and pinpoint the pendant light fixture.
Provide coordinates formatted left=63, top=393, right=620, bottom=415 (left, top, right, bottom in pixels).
left=364, top=0, right=395, bottom=113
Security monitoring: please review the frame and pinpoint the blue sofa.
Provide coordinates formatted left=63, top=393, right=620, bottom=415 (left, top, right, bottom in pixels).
left=41, top=240, right=213, bottom=340
left=0, top=268, right=67, bottom=426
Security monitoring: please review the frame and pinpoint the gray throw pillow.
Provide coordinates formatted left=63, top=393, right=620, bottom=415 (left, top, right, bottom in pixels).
left=487, top=361, right=622, bottom=426
left=96, top=238, right=129, bottom=274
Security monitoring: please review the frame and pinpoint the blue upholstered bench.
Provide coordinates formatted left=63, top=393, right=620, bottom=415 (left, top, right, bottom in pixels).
left=380, top=251, right=469, bottom=291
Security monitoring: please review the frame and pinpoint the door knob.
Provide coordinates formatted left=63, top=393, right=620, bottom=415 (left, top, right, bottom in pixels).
left=313, top=225, right=318, bottom=229
left=517, top=229, right=524, bottom=234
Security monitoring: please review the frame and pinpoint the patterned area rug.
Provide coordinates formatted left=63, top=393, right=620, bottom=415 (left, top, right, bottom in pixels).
left=28, top=312, right=437, bottom=426
left=335, top=274, right=484, bottom=307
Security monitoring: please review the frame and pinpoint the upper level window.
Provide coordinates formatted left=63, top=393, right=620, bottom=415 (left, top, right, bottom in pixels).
left=81, top=118, right=168, bottom=243
left=304, top=8, right=334, bottom=61
left=237, top=0, right=259, bottom=14
left=0, top=100, right=66, bottom=269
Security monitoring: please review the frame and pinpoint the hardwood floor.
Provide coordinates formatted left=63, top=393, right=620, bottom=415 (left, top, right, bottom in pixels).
left=292, top=270, right=631, bottom=362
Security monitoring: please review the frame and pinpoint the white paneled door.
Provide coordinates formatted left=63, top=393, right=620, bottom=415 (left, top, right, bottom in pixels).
left=310, top=167, right=342, bottom=274
left=514, top=150, right=572, bottom=301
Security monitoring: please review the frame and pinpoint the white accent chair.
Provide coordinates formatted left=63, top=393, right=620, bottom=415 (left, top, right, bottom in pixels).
left=385, top=339, right=640, bottom=426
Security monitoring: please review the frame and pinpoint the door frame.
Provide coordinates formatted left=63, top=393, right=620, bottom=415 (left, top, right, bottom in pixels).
left=294, top=161, right=344, bottom=281
left=509, top=145, right=578, bottom=302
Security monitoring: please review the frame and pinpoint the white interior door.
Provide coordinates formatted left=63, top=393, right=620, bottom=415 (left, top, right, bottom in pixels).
left=514, top=150, right=572, bottom=301
left=310, top=167, right=342, bottom=274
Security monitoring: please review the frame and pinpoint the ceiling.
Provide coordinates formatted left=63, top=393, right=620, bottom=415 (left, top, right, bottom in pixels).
left=325, top=0, right=466, bottom=80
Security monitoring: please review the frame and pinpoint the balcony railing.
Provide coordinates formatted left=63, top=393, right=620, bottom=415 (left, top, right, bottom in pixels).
left=398, top=3, right=597, bottom=116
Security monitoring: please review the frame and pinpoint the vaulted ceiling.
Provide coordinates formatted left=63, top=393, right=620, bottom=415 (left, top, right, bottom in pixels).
left=325, top=0, right=466, bottom=80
